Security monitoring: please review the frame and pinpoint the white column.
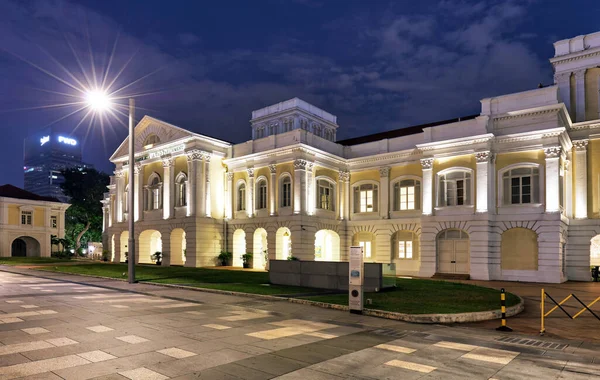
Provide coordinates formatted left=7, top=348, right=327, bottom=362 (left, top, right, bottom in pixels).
left=197, top=152, right=207, bottom=217
left=134, top=163, right=144, bottom=221
left=421, top=158, right=434, bottom=215
left=379, top=167, right=390, bottom=219
left=185, top=150, right=201, bottom=217
left=102, top=206, right=108, bottom=232
left=269, top=164, right=276, bottom=216
left=115, top=170, right=124, bottom=223
left=306, top=162, right=314, bottom=215
left=338, top=170, right=349, bottom=220
left=293, top=159, right=307, bottom=215
left=247, top=168, right=255, bottom=217
left=162, top=156, right=174, bottom=220
left=554, top=72, right=573, bottom=120
left=545, top=147, right=562, bottom=213
left=565, top=157, right=572, bottom=218
left=575, top=69, right=587, bottom=122
left=204, top=153, right=211, bottom=217
left=226, top=172, right=233, bottom=219
left=574, top=140, right=588, bottom=218
left=475, top=151, right=493, bottom=213
left=344, top=173, right=350, bottom=220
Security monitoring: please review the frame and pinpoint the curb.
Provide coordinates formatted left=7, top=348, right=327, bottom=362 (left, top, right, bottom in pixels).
left=1, top=266, right=524, bottom=324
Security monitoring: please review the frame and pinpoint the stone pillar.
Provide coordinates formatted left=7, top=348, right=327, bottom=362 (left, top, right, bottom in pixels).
left=574, top=140, right=588, bottom=218
left=338, top=170, right=349, bottom=220
left=134, top=163, right=144, bottom=222
left=204, top=153, right=211, bottom=217
left=113, top=232, right=121, bottom=263
left=115, top=170, right=124, bottom=223
left=269, top=164, right=277, bottom=216
left=545, top=146, right=562, bottom=213
left=421, top=158, right=434, bottom=215
left=379, top=167, right=390, bottom=219
left=226, top=172, right=233, bottom=219
left=161, top=231, right=171, bottom=267
left=247, top=168, right=255, bottom=217
left=575, top=69, right=587, bottom=122
left=293, top=159, right=307, bottom=215
left=554, top=72, right=573, bottom=120
left=565, top=158, right=572, bottom=218
left=185, top=150, right=202, bottom=217
left=475, top=151, right=494, bottom=213
left=344, top=173, right=350, bottom=220
left=102, top=206, right=108, bottom=232
left=162, top=156, right=174, bottom=220
left=306, top=162, right=314, bottom=215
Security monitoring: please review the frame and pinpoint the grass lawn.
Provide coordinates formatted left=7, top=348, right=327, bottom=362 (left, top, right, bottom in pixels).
left=303, top=278, right=520, bottom=314
left=0, top=258, right=519, bottom=314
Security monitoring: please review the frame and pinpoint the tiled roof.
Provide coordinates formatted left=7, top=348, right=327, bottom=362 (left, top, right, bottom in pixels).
left=0, top=184, right=61, bottom=203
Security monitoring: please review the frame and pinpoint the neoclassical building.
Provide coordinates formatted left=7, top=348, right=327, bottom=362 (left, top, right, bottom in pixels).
left=103, top=31, right=600, bottom=283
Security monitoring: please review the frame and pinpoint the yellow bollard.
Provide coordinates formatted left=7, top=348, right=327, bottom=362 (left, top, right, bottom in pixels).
left=540, top=288, right=545, bottom=335
left=496, top=288, right=513, bottom=332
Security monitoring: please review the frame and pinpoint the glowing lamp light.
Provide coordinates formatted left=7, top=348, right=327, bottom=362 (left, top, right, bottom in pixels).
left=85, top=90, right=111, bottom=111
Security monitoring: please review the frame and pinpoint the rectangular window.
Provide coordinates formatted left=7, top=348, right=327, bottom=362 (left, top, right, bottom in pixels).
left=360, top=189, right=373, bottom=212
left=359, top=241, right=371, bottom=258
left=152, top=189, right=160, bottom=210
left=282, top=181, right=291, bottom=207
left=318, top=180, right=333, bottom=211
left=238, top=187, right=246, bottom=211
left=398, top=241, right=413, bottom=259
left=51, top=216, right=57, bottom=228
left=258, top=185, right=267, bottom=209
left=21, top=211, right=32, bottom=225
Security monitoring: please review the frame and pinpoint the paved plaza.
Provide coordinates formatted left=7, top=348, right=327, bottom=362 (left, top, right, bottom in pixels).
left=0, top=268, right=599, bottom=379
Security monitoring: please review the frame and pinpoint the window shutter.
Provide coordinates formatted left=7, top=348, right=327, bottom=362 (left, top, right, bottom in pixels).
left=354, top=187, right=360, bottom=213
left=503, top=176, right=510, bottom=205
left=373, top=186, right=378, bottom=212
left=415, top=182, right=421, bottom=210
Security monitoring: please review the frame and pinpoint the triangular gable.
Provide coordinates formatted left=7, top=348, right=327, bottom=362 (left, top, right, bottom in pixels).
left=109, top=116, right=196, bottom=161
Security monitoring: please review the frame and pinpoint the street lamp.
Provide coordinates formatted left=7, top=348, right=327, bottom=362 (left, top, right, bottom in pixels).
left=85, top=91, right=136, bottom=284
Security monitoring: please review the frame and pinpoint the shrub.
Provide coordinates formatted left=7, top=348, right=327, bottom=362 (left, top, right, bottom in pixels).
left=51, top=251, right=73, bottom=259
left=101, top=250, right=110, bottom=262
left=287, top=256, right=299, bottom=261
left=217, top=251, right=233, bottom=266
left=151, top=251, right=162, bottom=265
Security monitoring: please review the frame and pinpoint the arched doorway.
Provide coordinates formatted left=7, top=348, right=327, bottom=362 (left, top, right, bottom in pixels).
left=591, top=235, right=600, bottom=266
left=437, top=229, right=469, bottom=274
left=139, top=230, right=162, bottom=264
left=276, top=227, right=292, bottom=260
left=11, top=236, right=41, bottom=257
left=315, top=230, right=340, bottom=261
left=232, top=230, right=246, bottom=267
left=170, top=228, right=186, bottom=266
left=253, top=228, right=268, bottom=269
left=352, top=232, right=376, bottom=262
left=120, top=231, right=129, bottom=263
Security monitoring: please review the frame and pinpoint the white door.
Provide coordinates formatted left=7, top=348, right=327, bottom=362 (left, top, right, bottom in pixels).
left=437, top=230, right=470, bottom=274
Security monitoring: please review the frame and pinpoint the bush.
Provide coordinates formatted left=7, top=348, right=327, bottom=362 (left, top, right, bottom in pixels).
left=151, top=251, right=162, bottom=265
left=242, top=252, right=253, bottom=268
left=287, top=256, right=299, bottom=261
left=51, top=251, right=73, bottom=259
left=101, top=250, right=110, bottom=262
left=217, top=251, right=232, bottom=266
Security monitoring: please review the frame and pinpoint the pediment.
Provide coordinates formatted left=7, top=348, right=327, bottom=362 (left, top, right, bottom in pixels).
left=110, top=116, right=193, bottom=161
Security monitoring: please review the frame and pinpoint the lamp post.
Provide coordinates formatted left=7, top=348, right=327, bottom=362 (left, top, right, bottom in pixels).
left=86, top=91, right=136, bottom=284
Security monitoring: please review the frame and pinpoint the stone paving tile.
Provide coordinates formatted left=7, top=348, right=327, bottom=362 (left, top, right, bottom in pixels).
left=375, top=343, right=416, bottom=354
left=115, top=335, right=149, bottom=344
left=52, top=351, right=168, bottom=379
left=0, top=340, right=55, bottom=356
left=157, top=347, right=197, bottom=359
left=21, top=328, right=50, bottom=335
left=77, top=350, right=118, bottom=363
left=119, top=367, right=169, bottom=380
left=385, top=359, right=437, bottom=373
left=203, top=324, right=231, bottom=330
left=86, top=325, right=115, bottom=333
left=146, top=348, right=252, bottom=378
left=17, top=372, right=64, bottom=379
left=274, top=367, right=345, bottom=379
left=234, top=353, right=308, bottom=376
left=46, top=337, right=78, bottom=347
left=0, top=352, right=31, bottom=367
left=20, top=305, right=39, bottom=309
left=173, top=368, right=241, bottom=380
left=461, top=347, right=520, bottom=365
left=0, top=354, right=90, bottom=379
left=211, top=362, right=275, bottom=380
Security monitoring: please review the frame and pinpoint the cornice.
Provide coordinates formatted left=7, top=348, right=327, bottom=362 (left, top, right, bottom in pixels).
left=416, top=134, right=493, bottom=151
left=494, top=128, right=566, bottom=145
left=492, top=107, right=561, bottom=123
left=550, top=47, right=600, bottom=67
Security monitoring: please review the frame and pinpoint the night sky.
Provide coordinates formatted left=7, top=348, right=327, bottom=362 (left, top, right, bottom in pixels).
left=0, top=0, right=598, bottom=187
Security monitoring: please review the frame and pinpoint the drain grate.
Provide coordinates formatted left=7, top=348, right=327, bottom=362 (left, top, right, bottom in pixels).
left=371, top=328, right=408, bottom=338
left=496, top=336, right=568, bottom=350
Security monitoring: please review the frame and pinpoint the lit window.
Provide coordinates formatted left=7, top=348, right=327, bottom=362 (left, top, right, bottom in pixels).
left=317, top=179, right=334, bottom=211
left=502, top=167, right=539, bottom=205
left=438, top=171, right=471, bottom=207
left=359, top=241, right=371, bottom=258
left=51, top=216, right=57, bottom=228
left=393, top=179, right=420, bottom=211
left=281, top=176, right=292, bottom=208
left=398, top=241, right=413, bottom=259
left=146, top=175, right=162, bottom=210
left=176, top=174, right=187, bottom=207
left=257, top=180, right=267, bottom=209
left=143, top=134, right=160, bottom=147
left=21, top=211, right=32, bottom=225
left=354, top=184, right=378, bottom=213
left=237, top=183, right=246, bottom=211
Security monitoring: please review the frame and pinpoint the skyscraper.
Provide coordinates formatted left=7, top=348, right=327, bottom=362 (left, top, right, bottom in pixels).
left=23, top=127, right=92, bottom=202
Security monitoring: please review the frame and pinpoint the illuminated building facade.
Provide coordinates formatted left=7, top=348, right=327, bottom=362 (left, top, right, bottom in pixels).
left=24, top=127, right=92, bottom=202
left=103, top=31, right=600, bottom=283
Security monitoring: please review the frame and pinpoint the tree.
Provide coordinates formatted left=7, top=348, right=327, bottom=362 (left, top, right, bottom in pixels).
left=60, top=168, right=109, bottom=251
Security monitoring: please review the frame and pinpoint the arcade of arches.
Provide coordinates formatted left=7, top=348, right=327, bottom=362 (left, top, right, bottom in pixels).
left=10, top=236, right=40, bottom=257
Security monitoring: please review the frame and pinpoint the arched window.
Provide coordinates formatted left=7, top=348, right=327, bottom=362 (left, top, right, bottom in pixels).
left=143, top=134, right=160, bottom=147
left=280, top=175, right=292, bottom=208
left=237, top=182, right=246, bottom=211
left=175, top=173, right=187, bottom=207
left=146, top=173, right=162, bottom=210
left=256, top=178, right=268, bottom=210
left=438, top=169, right=472, bottom=207
left=501, top=166, right=540, bottom=205
left=353, top=183, right=378, bottom=213
left=316, top=179, right=335, bottom=211
left=123, top=185, right=129, bottom=213
left=393, top=179, right=421, bottom=211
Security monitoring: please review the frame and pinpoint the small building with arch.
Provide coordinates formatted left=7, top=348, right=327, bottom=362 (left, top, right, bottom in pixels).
left=0, top=184, right=69, bottom=258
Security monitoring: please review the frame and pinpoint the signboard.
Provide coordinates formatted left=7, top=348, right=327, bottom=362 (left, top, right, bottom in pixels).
left=349, top=246, right=364, bottom=313
left=58, top=136, right=77, bottom=146
left=148, top=144, right=185, bottom=159
left=40, top=135, right=50, bottom=146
